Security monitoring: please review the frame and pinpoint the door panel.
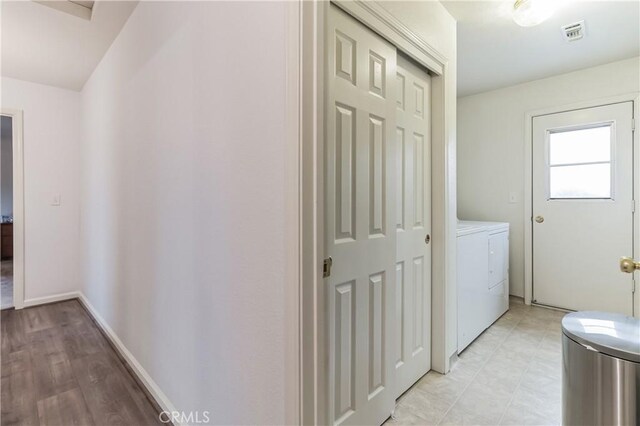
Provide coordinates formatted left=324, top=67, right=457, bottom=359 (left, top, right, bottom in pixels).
left=394, top=54, right=432, bottom=396
left=326, top=5, right=397, bottom=425
left=334, top=281, right=355, bottom=421
left=532, top=102, right=634, bottom=314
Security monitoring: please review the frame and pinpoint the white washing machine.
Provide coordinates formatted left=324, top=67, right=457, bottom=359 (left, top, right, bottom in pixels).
left=457, top=220, right=509, bottom=352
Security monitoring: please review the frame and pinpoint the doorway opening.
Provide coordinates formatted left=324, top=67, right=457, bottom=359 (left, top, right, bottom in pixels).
left=0, top=110, right=24, bottom=310
left=1, top=115, right=14, bottom=309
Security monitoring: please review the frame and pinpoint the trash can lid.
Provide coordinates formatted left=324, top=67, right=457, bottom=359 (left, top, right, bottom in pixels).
left=562, top=311, right=640, bottom=363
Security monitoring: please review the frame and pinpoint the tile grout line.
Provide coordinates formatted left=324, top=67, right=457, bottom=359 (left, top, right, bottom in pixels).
left=434, top=311, right=526, bottom=425
left=496, top=315, right=560, bottom=426
left=497, top=312, right=546, bottom=425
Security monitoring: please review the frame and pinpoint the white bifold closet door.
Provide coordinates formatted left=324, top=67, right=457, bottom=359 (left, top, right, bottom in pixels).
left=325, top=4, right=397, bottom=426
left=394, top=54, right=432, bottom=397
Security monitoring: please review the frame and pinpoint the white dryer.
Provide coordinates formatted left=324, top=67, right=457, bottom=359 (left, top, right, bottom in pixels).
left=457, top=220, right=509, bottom=352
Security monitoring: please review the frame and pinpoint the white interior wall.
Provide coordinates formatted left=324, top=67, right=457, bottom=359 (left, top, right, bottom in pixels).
left=80, top=2, right=291, bottom=423
left=1, top=77, right=81, bottom=301
left=1, top=116, right=13, bottom=217
left=457, top=57, right=640, bottom=297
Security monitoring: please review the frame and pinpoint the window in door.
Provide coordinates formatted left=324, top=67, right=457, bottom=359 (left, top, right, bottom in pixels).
left=548, top=124, right=613, bottom=199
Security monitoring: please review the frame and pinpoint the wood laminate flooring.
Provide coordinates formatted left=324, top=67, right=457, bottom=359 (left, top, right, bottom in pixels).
left=1, top=300, right=164, bottom=426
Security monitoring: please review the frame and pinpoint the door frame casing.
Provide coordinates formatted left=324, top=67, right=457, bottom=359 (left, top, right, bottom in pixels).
left=523, top=94, right=640, bottom=316
left=1, top=109, right=25, bottom=310
left=299, top=1, right=456, bottom=424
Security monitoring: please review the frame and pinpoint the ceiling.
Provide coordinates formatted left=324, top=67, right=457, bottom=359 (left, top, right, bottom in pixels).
left=441, top=0, right=640, bottom=97
left=1, top=1, right=138, bottom=91
left=2, top=1, right=638, bottom=95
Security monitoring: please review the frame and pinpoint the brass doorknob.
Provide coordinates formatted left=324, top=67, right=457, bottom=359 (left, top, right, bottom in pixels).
left=620, top=257, right=640, bottom=273
left=535, top=216, right=544, bottom=223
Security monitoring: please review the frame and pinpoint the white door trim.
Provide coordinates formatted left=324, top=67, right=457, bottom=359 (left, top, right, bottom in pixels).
left=1, top=109, right=25, bottom=310
left=523, top=93, right=640, bottom=317
left=285, top=1, right=302, bottom=425
left=299, top=1, right=456, bottom=424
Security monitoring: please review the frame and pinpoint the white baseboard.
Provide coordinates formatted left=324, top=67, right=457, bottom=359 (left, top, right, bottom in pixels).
left=76, top=292, right=179, bottom=424
left=23, top=291, right=80, bottom=307
left=19, top=290, right=180, bottom=424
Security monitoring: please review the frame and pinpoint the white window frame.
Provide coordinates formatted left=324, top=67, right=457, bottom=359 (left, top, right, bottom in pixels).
left=545, top=121, right=616, bottom=201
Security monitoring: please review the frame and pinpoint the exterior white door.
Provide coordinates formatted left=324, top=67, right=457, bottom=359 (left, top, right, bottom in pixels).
left=532, top=102, right=634, bottom=315
left=394, top=54, right=431, bottom=396
left=325, top=5, right=397, bottom=425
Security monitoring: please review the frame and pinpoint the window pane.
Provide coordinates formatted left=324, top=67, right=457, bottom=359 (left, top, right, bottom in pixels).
left=549, top=163, right=611, bottom=198
left=549, top=126, right=611, bottom=165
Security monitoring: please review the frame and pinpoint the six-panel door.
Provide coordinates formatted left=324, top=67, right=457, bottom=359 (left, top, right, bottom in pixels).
left=394, top=53, right=432, bottom=397
left=326, top=5, right=434, bottom=425
left=326, top=5, right=397, bottom=426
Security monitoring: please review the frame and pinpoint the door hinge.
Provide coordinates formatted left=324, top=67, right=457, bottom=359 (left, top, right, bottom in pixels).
left=323, top=256, right=333, bottom=278
left=632, top=118, right=636, bottom=132
left=632, top=200, right=636, bottom=213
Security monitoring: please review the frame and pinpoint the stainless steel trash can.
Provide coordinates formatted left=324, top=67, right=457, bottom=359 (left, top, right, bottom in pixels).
left=562, top=311, right=640, bottom=426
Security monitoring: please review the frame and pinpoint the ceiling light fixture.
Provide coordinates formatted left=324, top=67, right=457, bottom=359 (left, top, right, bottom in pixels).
left=512, top=0, right=555, bottom=27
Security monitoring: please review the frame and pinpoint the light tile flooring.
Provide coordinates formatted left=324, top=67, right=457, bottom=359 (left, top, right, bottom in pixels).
left=388, top=298, right=565, bottom=426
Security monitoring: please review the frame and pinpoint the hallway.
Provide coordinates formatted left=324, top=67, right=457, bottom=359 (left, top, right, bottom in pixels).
left=1, top=300, right=163, bottom=426
left=389, top=299, right=564, bottom=425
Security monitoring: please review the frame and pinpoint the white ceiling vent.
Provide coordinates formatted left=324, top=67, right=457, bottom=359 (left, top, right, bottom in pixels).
left=561, top=20, right=586, bottom=42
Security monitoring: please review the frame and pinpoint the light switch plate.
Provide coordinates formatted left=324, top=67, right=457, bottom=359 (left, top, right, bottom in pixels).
left=509, top=192, right=519, bottom=204
left=51, top=194, right=61, bottom=206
